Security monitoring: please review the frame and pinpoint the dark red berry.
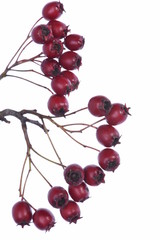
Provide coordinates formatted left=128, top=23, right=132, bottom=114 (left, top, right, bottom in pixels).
left=60, top=200, right=81, bottom=223
left=42, top=1, right=64, bottom=20
left=33, top=208, right=55, bottom=231
left=31, top=24, right=53, bottom=44
left=84, top=164, right=105, bottom=186
left=12, top=201, right=32, bottom=228
left=60, top=70, right=79, bottom=91
left=64, top=34, right=85, bottom=51
left=59, top=51, right=82, bottom=70
left=106, top=103, right=131, bottom=125
left=68, top=182, right=89, bottom=202
left=96, top=124, right=120, bottom=147
left=98, top=148, right=120, bottom=172
left=48, top=94, right=69, bottom=116
left=64, top=164, right=84, bottom=186
left=41, top=58, right=61, bottom=77
left=51, top=75, right=72, bottom=96
left=48, top=186, right=69, bottom=208
left=43, top=39, right=64, bottom=58
left=88, top=95, right=112, bottom=117
left=48, top=20, right=69, bottom=39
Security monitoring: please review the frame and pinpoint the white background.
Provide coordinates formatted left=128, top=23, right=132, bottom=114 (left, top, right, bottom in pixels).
left=0, top=0, right=160, bottom=239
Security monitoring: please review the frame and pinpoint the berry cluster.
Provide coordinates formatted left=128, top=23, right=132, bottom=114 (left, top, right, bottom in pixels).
left=88, top=95, right=130, bottom=172
left=31, top=1, right=84, bottom=116
left=7, top=1, right=131, bottom=233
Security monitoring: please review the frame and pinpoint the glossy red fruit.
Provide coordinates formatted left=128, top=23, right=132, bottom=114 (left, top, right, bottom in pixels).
left=42, top=1, right=64, bottom=20
left=68, top=182, right=89, bottom=202
left=96, top=124, right=120, bottom=147
left=48, top=20, right=69, bottom=39
left=84, top=164, right=105, bottom=186
left=41, top=58, right=61, bottom=77
left=59, top=51, right=82, bottom=70
left=48, top=186, right=69, bottom=208
left=64, top=164, right=84, bottom=186
left=64, top=34, right=85, bottom=51
left=12, top=201, right=32, bottom=228
left=60, top=200, right=81, bottom=223
left=106, top=103, right=130, bottom=125
left=33, top=208, right=55, bottom=231
left=51, top=75, right=72, bottom=96
left=88, top=95, right=111, bottom=117
left=31, top=24, right=53, bottom=44
left=43, top=39, right=64, bottom=58
left=48, top=94, right=69, bottom=116
left=98, top=148, right=120, bottom=172
left=60, top=70, right=79, bottom=91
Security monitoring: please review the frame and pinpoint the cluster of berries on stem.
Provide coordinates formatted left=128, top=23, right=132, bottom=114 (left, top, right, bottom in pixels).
left=0, top=1, right=130, bottom=233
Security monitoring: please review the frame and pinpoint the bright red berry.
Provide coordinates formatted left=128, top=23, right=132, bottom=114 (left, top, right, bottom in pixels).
left=31, top=24, right=53, bottom=44
left=48, top=20, right=69, bottom=39
left=68, top=181, right=89, bottom=202
left=59, top=51, right=82, bottom=70
left=42, top=39, right=64, bottom=58
left=33, top=208, right=55, bottom=231
left=51, top=75, right=72, bottom=96
left=48, top=186, right=69, bottom=208
left=84, top=164, right=105, bottom=186
left=41, top=58, right=61, bottom=77
left=42, top=1, right=64, bottom=20
left=12, top=201, right=32, bottom=228
left=60, top=200, right=81, bottom=223
left=98, top=148, right=120, bottom=172
left=64, top=164, right=84, bottom=186
left=96, top=124, right=120, bottom=147
left=60, top=70, right=79, bottom=91
left=64, top=34, right=85, bottom=51
left=48, top=94, right=69, bottom=116
left=88, top=95, right=112, bottom=117
left=106, top=103, right=130, bottom=125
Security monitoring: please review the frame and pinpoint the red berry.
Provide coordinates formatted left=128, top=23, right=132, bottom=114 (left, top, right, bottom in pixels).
left=51, top=75, right=72, bottom=96
left=88, top=95, right=111, bottom=117
left=60, top=70, right=79, bottom=91
left=42, top=1, right=64, bottom=20
left=60, top=200, right=81, bottom=223
left=48, top=20, right=69, bottom=39
left=64, top=164, right=84, bottom=186
left=41, top=58, right=61, bottom=77
left=96, top=124, right=120, bottom=147
left=64, top=34, right=85, bottom=51
left=98, top=148, right=120, bottom=172
left=33, top=208, right=55, bottom=231
left=31, top=24, right=53, bottom=44
left=48, top=186, right=69, bottom=208
left=59, top=51, right=82, bottom=70
left=48, top=94, right=69, bottom=116
left=43, top=39, right=64, bottom=58
left=84, top=164, right=105, bottom=186
left=106, top=103, right=130, bottom=125
left=12, top=201, right=32, bottom=228
left=68, top=182, right=89, bottom=202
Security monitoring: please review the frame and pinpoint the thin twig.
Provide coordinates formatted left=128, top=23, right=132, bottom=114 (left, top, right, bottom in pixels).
left=31, top=147, right=66, bottom=168
left=41, top=119, right=65, bottom=169
left=6, top=74, right=53, bottom=94
left=19, top=152, right=30, bottom=197
left=30, top=158, right=53, bottom=188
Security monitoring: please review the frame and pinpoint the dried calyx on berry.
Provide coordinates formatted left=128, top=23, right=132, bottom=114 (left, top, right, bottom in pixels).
left=48, top=186, right=69, bottom=208
left=64, top=164, right=84, bottom=186
left=88, top=95, right=112, bottom=117
left=60, top=200, right=81, bottom=224
left=84, top=165, right=105, bottom=186
left=12, top=201, right=32, bottom=228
